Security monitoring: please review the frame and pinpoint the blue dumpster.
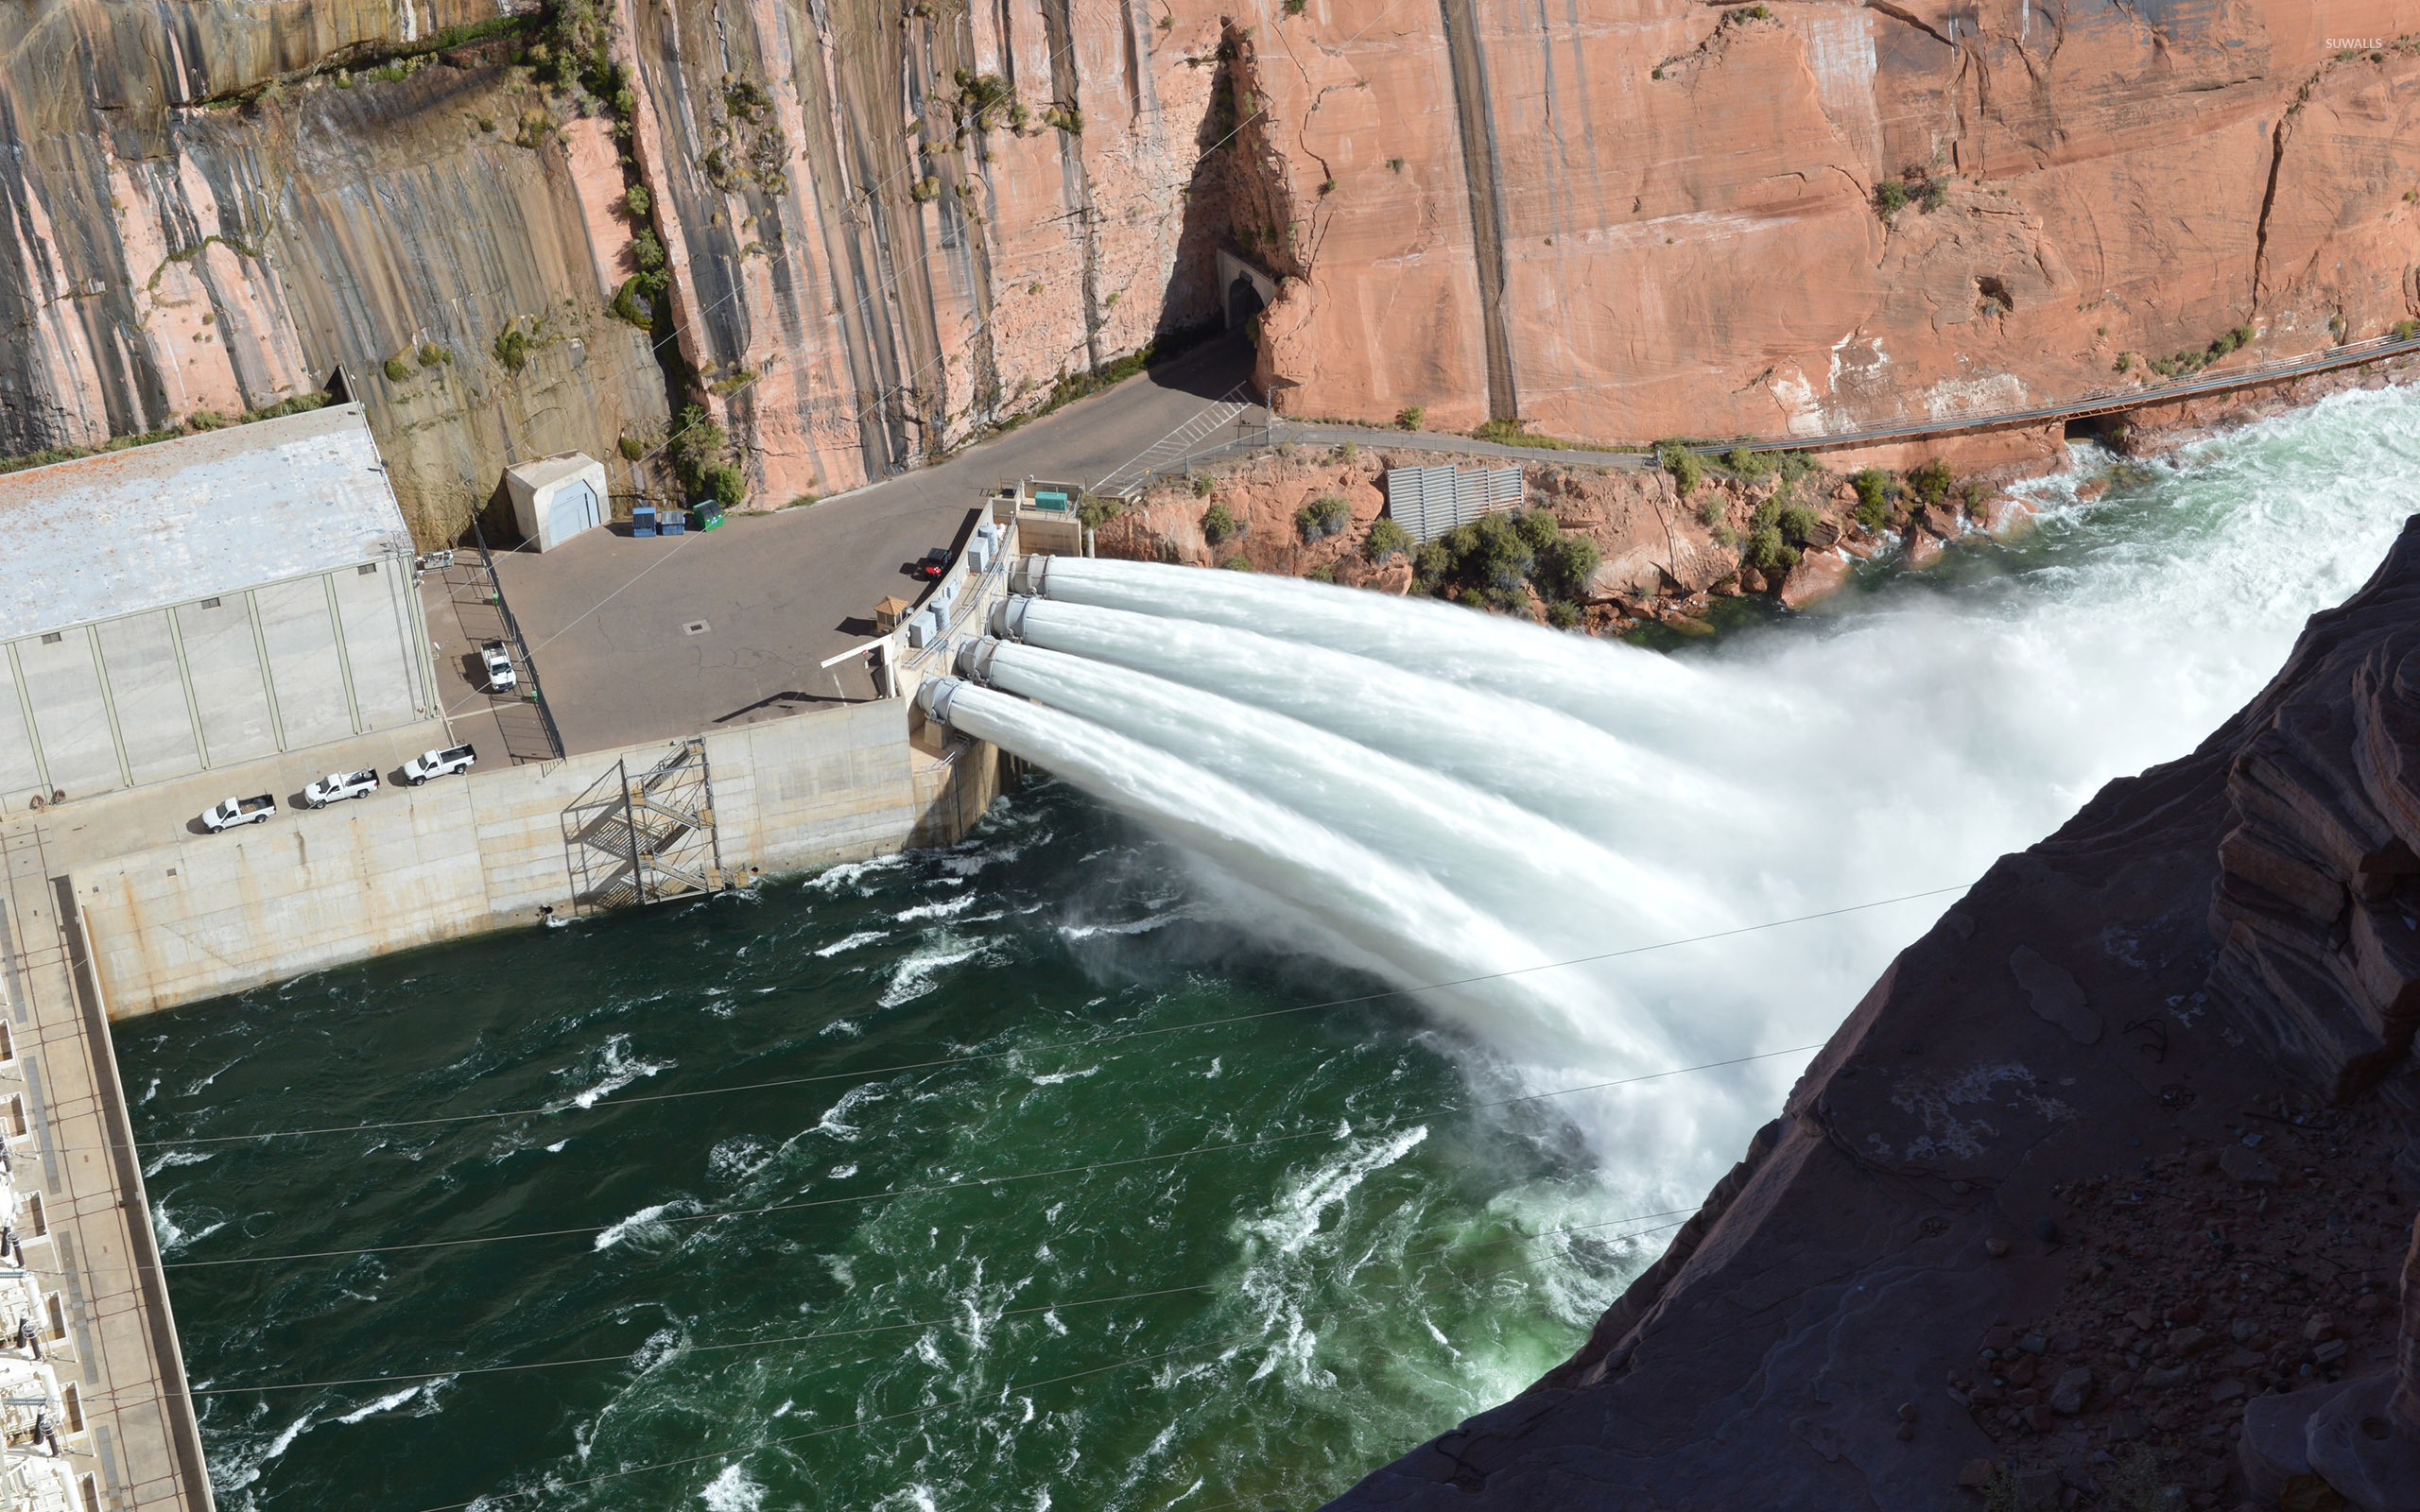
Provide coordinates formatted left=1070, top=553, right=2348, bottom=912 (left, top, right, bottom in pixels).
left=662, top=507, right=685, bottom=535
left=631, top=505, right=658, bottom=538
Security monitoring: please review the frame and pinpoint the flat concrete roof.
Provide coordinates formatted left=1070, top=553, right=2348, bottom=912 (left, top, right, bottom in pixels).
left=0, top=402, right=414, bottom=640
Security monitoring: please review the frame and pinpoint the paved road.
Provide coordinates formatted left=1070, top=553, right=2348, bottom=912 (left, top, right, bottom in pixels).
left=446, top=337, right=1261, bottom=758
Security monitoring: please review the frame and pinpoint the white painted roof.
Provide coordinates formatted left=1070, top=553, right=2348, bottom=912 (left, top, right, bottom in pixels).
left=0, top=403, right=414, bottom=640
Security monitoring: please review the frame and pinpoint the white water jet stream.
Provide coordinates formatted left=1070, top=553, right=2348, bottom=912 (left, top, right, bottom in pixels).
left=1000, top=594, right=1749, bottom=849
left=944, top=386, right=2420, bottom=1207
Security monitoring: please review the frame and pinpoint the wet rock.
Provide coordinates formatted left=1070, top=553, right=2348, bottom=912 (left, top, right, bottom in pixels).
left=1903, top=529, right=1945, bottom=569
left=1777, top=546, right=1851, bottom=610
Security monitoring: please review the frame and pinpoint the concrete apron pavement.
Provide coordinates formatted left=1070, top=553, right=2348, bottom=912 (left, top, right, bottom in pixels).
left=471, top=336, right=1263, bottom=758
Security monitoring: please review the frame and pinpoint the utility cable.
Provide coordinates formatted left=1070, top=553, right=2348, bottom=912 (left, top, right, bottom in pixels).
left=155, top=1043, right=1811, bottom=1272
left=180, top=1206, right=1694, bottom=1397
left=120, top=882, right=1966, bottom=1155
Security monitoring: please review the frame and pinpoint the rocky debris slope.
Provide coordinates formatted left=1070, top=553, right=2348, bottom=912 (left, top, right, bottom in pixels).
left=1319, top=519, right=2420, bottom=1511
left=1094, top=440, right=2032, bottom=627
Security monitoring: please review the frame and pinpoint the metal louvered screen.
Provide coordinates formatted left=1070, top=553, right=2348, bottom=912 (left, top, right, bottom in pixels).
left=1383, top=466, right=1523, bottom=543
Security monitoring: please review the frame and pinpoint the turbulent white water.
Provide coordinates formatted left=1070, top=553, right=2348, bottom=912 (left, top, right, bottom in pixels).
left=952, top=386, right=2420, bottom=1209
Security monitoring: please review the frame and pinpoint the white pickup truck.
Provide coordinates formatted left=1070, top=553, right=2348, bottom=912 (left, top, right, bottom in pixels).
left=200, top=795, right=275, bottom=832
left=480, top=640, right=518, bottom=693
left=304, top=768, right=380, bottom=808
left=403, top=744, right=476, bottom=785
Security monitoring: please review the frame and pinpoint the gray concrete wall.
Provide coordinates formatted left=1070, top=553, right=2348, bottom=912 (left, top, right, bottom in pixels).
left=0, top=557, right=435, bottom=811
left=69, top=696, right=1003, bottom=1018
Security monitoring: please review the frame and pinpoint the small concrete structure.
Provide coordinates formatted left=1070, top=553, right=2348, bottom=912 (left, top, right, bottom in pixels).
left=504, top=452, right=608, bottom=552
left=1001, top=479, right=1086, bottom=556
left=0, top=404, right=439, bottom=813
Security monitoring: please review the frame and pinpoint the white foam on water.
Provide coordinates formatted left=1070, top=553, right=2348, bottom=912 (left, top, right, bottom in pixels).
left=814, top=930, right=890, bottom=958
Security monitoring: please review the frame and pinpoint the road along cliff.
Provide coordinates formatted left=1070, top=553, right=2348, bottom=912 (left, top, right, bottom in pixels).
left=4, top=1, right=2415, bottom=540
left=1318, top=515, right=2420, bottom=1510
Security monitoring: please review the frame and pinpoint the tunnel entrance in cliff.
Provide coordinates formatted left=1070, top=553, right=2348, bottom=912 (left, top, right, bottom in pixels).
left=2065, top=411, right=2136, bottom=451
left=1217, top=249, right=1275, bottom=332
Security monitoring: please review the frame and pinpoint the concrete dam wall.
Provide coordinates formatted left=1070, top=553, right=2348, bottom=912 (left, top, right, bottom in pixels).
left=63, top=697, right=1003, bottom=1018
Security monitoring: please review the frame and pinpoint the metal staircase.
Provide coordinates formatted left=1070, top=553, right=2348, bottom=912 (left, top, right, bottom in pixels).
left=560, top=739, right=725, bottom=914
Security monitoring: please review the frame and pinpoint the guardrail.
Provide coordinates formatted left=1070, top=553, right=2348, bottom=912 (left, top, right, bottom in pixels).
left=465, top=512, right=567, bottom=762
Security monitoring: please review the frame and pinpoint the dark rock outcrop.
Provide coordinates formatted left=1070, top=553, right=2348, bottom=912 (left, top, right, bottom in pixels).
left=1322, top=519, right=2420, bottom=1510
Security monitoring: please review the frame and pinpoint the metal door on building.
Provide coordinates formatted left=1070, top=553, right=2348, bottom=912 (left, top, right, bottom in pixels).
left=549, top=479, right=601, bottom=544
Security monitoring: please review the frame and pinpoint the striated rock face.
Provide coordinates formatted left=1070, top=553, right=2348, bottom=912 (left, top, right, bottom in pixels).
left=7, top=0, right=2419, bottom=538
left=1320, top=518, right=2420, bottom=1510
left=1254, top=1, right=2420, bottom=445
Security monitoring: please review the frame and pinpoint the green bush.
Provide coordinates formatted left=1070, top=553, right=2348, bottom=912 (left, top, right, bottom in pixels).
left=631, top=229, right=666, bottom=270
left=1745, top=524, right=1797, bottom=573
left=699, top=460, right=747, bottom=508
left=1395, top=406, right=1423, bottom=432
left=1364, top=517, right=1412, bottom=562
left=1201, top=501, right=1240, bottom=542
left=1538, top=533, right=1599, bottom=600
left=1909, top=457, right=1956, bottom=505
left=493, top=323, right=533, bottom=371
left=1305, top=564, right=1335, bottom=582
left=1920, top=180, right=1946, bottom=213
left=617, top=435, right=647, bottom=461
left=1078, top=492, right=1126, bottom=529
left=623, top=184, right=650, bottom=218
left=1873, top=180, right=1908, bottom=217
left=418, top=342, right=451, bottom=368
left=2394, top=318, right=2420, bottom=341
left=1545, top=600, right=1582, bottom=629
left=1222, top=553, right=1253, bottom=571
left=383, top=355, right=413, bottom=382
left=1777, top=503, right=1819, bottom=545
left=612, top=277, right=654, bottom=327
left=1723, top=445, right=1775, bottom=479
left=1512, top=507, right=1560, bottom=554
left=1750, top=497, right=1781, bottom=533
left=1697, top=497, right=1723, bottom=527
left=1296, top=495, right=1351, bottom=541
left=187, top=409, right=225, bottom=430
left=1191, top=474, right=1215, bottom=497
left=1654, top=439, right=1703, bottom=497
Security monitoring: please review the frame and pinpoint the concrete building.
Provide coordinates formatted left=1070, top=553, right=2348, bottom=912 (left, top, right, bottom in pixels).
left=503, top=452, right=608, bottom=552
left=0, top=404, right=439, bottom=812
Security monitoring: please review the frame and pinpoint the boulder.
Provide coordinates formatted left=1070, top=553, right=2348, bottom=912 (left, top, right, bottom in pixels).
left=1982, top=494, right=2038, bottom=541
left=1903, top=529, right=1945, bottom=569
left=1778, top=547, right=1851, bottom=610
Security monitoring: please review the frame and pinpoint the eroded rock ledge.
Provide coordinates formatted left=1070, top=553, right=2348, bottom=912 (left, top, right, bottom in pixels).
left=1322, top=520, right=2420, bottom=1510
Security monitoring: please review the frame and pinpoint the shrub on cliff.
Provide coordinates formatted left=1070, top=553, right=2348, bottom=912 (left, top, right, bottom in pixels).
left=1777, top=503, right=1820, bottom=546
left=1873, top=180, right=1909, bottom=217
left=1222, top=554, right=1253, bottom=571
left=1191, top=474, right=1214, bottom=497
left=1078, top=493, right=1125, bottom=530
left=417, top=342, right=452, bottom=369
left=1910, top=457, right=1956, bottom=506
left=1653, top=439, right=1703, bottom=497
left=1296, top=496, right=1351, bottom=541
left=1201, top=502, right=1240, bottom=543
left=1722, top=445, right=1774, bottom=479
left=1545, top=600, right=1582, bottom=629
left=382, top=356, right=413, bottom=382
left=2395, top=319, right=2420, bottom=341
left=1745, top=524, right=1797, bottom=574
left=1850, top=468, right=1894, bottom=528
left=1539, top=534, right=1599, bottom=600
left=1395, top=406, right=1424, bottom=432
left=623, top=185, right=650, bottom=219
left=699, top=461, right=747, bottom=509
left=1363, top=517, right=1411, bottom=562
left=632, top=229, right=666, bottom=271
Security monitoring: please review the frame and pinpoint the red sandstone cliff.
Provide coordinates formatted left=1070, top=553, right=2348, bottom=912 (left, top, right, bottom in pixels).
left=3, top=1, right=2416, bottom=539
